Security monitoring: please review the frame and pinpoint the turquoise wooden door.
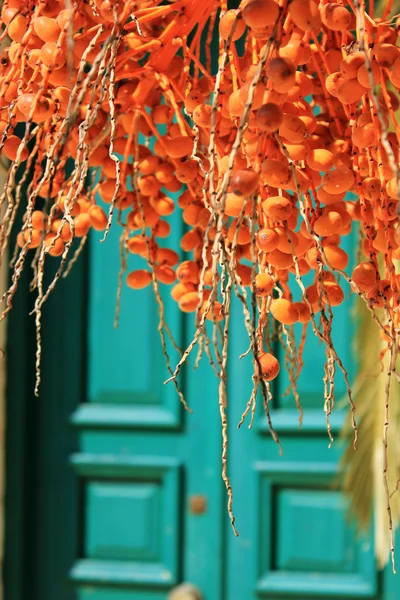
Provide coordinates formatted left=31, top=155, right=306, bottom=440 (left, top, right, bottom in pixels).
left=70, top=221, right=225, bottom=599
left=226, top=295, right=398, bottom=599
left=70, top=224, right=399, bottom=599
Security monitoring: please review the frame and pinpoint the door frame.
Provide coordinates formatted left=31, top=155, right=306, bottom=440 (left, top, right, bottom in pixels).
left=4, top=244, right=89, bottom=600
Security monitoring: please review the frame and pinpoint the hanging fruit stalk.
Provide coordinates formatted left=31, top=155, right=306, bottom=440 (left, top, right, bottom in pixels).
left=0, top=0, right=400, bottom=566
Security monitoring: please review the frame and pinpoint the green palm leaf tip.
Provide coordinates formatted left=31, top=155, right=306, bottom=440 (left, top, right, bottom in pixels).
left=340, top=297, right=400, bottom=568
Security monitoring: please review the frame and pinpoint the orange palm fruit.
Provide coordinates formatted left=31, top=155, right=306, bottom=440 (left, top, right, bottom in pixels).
left=258, top=352, right=280, bottom=381
left=270, top=298, right=299, bottom=324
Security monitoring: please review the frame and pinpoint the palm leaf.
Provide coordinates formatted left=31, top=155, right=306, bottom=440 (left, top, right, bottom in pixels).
left=340, top=297, right=400, bottom=567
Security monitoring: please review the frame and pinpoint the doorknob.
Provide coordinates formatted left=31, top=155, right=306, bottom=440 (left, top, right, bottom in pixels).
left=168, top=583, right=203, bottom=600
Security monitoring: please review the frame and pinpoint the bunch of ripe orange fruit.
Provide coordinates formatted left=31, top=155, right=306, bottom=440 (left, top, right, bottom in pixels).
left=1, top=0, right=400, bottom=549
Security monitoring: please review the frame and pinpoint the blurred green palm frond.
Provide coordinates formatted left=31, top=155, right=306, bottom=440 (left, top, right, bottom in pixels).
left=340, top=297, right=400, bottom=568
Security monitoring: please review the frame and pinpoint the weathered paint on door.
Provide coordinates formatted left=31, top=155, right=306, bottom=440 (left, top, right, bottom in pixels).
left=70, top=223, right=399, bottom=599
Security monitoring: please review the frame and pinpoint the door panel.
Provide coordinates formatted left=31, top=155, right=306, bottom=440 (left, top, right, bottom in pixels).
left=71, top=455, right=181, bottom=588
left=226, top=287, right=382, bottom=600
left=74, top=223, right=182, bottom=429
left=70, top=222, right=223, bottom=600
left=70, top=218, right=397, bottom=600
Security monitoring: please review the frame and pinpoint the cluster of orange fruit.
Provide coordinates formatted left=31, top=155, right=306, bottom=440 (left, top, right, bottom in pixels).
left=3, top=0, right=400, bottom=554
left=0, top=0, right=399, bottom=389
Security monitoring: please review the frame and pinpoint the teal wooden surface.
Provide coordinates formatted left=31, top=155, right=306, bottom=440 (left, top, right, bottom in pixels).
left=225, top=292, right=380, bottom=600
left=384, top=547, right=400, bottom=600
left=71, top=218, right=224, bottom=599
left=77, top=587, right=167, bottom=600
left=4, top=204, right=399, bottom=600
left=71, top=455, right=180, bottom=586
left=68, top=210, right=400, bottom=600
left=6, top=197, right=398, bottom=600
